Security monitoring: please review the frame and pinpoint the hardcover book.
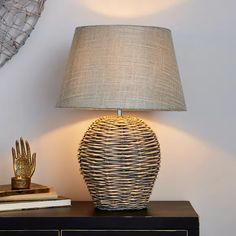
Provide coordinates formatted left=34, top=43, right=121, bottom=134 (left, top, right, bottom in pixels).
left=0, top=183, right=50, bottom=197
left=0, top=196, right=71, bottom=212
left=0, top=188, right=58, bottom=202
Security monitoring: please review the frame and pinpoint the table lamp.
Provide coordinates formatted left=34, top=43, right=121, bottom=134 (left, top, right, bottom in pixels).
left=57, top=25, right=186, bottom=210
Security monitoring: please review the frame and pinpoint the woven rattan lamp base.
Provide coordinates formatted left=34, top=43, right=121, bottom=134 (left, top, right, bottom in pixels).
left=79, top=115, right=161, bottom=210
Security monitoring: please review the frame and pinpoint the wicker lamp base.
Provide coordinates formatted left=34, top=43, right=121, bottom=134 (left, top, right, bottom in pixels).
left=79, top=115, right=161, bottom=210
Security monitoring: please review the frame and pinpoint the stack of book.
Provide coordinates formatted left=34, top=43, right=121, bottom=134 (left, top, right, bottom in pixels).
left=0, top=183, right=71, bottom=212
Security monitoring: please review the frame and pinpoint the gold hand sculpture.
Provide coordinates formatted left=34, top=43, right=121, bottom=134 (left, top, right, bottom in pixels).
left=11, top=138, right=36, bottom=189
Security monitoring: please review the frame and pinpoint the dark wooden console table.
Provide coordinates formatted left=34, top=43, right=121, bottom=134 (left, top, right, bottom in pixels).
left=0, top=201, right=199, bottom=236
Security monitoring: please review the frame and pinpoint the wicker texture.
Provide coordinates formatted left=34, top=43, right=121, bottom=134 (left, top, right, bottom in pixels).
left=57, top=25, right=186, bottom=111
left=0, top=0, right=45, bottom=68
left=79, top=115, right=161, bottom=210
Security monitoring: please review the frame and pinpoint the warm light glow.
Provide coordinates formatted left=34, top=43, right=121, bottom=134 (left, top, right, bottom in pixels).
left=78, top=0, right=186, bottom=18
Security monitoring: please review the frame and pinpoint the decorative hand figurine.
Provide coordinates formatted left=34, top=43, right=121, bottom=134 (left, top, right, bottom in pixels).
left=11, top=138, right=36, bottom=189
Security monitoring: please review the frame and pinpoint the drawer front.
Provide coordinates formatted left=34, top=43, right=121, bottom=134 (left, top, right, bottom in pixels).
left=62, top=230, right=187, bottom=236
left=0, top=230, right=59, bottom=236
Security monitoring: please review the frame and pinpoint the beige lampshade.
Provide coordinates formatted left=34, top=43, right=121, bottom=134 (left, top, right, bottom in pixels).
left=57, top=25, right=186, bottom=111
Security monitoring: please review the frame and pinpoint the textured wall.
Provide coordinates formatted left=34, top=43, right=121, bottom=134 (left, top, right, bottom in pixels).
left=0, top=0, right=235, bottom=235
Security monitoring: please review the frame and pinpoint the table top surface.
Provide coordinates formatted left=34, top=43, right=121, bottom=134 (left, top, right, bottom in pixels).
left=0, top=201, right=198, bottom=218
left=0, top=201, right=199, bottom=230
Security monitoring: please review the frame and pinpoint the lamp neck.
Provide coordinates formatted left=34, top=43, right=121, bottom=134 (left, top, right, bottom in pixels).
left=117, top=109, right=123, bottom=116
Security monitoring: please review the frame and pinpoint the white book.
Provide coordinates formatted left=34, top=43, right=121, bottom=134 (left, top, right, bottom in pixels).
left=0, top=197, right=71, bottom=212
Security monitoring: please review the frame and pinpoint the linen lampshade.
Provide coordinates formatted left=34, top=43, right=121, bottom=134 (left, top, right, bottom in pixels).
left=57, top=25, right=186, bottom=111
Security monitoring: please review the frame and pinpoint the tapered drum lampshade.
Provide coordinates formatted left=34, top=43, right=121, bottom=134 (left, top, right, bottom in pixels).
left=58, top=25, right=186, bottom=210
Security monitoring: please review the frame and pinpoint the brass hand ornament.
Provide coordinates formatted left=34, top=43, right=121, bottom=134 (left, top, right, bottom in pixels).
left=11, top=138, right=36, bottom=189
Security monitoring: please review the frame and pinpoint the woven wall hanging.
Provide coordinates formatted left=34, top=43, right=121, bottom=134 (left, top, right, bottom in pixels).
left=0, top=0, right=45, bottom=68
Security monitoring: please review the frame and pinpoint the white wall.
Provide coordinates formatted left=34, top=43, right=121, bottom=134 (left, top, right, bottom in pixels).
left=0, top=0, right=235, bottom=235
